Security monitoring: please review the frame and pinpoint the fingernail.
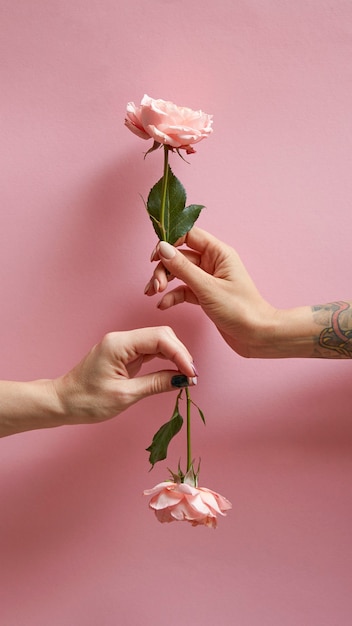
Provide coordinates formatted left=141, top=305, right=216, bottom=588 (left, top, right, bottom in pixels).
left=153, top=278, right=160, bottom=292
left=171, top=375, right=188, bottom=388
left=159, top=241, right=176, bottom=260
left=171, top=375, right=197, bottom=388
left=144, top=280, right=151, bottom=294
left=150, top=246, right=157, bottom=262
left=191, top=363, right=199, bottom=376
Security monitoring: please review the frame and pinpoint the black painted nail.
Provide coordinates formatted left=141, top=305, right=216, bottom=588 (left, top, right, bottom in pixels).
left=171, top=375, right=189, bottom=388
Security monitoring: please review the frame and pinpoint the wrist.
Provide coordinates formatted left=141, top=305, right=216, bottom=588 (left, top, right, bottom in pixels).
left=245, top=304, right=284, bottom=358
left=248, top=306, right=317, bottom=358
left=52, top=372, right=85, bottom=426
left=52, top=366, right=107, bottom=426
left=0, top=379, right=67, bottom=437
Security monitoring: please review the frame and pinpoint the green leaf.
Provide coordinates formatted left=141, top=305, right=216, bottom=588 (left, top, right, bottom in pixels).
left=168, top=204, right=204, bottom=245
left=146, top=391, right=184, bottom=468
left=146, top=166, right=204, bottom=244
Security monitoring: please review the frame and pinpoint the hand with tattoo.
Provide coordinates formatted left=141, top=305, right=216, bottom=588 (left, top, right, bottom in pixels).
left=145, top=227, right=352, bottom=359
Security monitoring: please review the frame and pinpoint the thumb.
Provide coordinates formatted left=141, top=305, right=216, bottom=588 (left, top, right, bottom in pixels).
left=158, top=240, right=210, bottom=297
left=127, top=370, right=197, bottom=403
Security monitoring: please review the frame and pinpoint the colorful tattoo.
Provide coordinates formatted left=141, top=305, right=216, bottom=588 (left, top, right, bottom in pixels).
left=314, top=301, right=352, bottom=357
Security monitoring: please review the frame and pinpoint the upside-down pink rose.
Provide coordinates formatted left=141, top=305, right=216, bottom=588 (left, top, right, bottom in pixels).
left=144, top=481, right=232, bottom=528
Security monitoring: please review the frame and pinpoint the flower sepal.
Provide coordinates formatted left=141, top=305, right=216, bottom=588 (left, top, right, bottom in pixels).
left=168, top=459, right=200, bottom=488
left=144, top=140, right=162, bottom=158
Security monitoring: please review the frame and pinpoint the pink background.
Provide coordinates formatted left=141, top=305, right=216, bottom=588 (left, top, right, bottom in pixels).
left=1, top=1, right=352, bottom=624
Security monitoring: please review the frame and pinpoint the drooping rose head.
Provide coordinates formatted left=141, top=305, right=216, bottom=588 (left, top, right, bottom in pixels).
left=125, top=95, right=213, bottom=153
left=144, top=481, right=231, bottom=528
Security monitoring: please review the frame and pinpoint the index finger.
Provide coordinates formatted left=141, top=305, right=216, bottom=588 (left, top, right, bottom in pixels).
left=151, top=227, right=227, bottom=262
left=118, top=327, right=196, bottom=379
left=185, top=227, right=225, bottom=253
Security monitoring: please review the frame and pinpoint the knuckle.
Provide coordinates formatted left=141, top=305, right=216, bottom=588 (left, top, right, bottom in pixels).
left=157, top=325, right=174, bottom=338
left=100, top=332, right=114, bottom=350
left=150, top=374, right=166, bottom=395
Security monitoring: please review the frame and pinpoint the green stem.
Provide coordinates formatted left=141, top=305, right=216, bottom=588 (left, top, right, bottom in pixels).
left=159, top=146, right=169, bottom=241
left=186, top=387, right=192, bottom=472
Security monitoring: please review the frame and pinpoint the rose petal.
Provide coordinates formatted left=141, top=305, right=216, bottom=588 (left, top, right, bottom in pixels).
left=184, top=493, right=213, bottom=517
left=195, top=490, right=224, bottom=515
left=199, top=488, right=232, bottom=513
left=176, top=482, right=199, bottom=496
left=143, top=481, right=175, bottom=497
left=124, top=102, right=151, bottom=140
left=149, top=490, right=183, bottom=510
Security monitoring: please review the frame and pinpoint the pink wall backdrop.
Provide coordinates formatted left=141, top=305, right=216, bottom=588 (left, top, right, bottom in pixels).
left=1, top=1, right=352, bottom=624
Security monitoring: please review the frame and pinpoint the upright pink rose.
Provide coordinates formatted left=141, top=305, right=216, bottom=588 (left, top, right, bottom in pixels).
left=144, top=481, right=232, bottom=528
left=125, top=94, right=213, bottom=153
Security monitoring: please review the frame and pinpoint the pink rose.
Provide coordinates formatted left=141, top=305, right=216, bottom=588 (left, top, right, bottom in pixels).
left=125, top=94, right=213, bottom=153
left=144, top=481, right=232, bottom=528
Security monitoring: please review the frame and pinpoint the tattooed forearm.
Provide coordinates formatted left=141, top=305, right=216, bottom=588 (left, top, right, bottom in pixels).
left=313, top=301, right=352, bottom=358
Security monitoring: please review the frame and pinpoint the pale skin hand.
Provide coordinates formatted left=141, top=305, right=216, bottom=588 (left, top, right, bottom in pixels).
left=0, top=327, right=197, bottom=438
left=145, top=227, right=352, bottom=359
